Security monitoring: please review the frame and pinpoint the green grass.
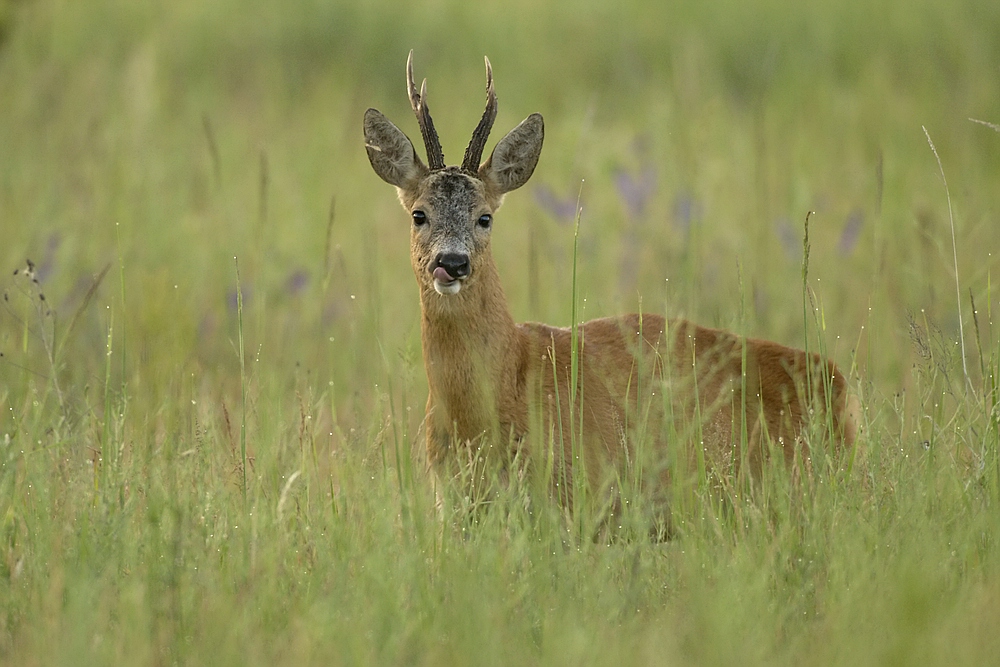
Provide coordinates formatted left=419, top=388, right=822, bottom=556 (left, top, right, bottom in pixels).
left=1, top=0, right=999, bottom=664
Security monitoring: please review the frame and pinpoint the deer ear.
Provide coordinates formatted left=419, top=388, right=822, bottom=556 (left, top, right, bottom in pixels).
left=479, top=113, right=543, bottom=194
left=364, top=108, right=427, bottom=188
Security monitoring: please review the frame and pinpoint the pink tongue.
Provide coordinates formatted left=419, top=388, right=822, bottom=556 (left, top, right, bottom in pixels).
left=433, top=267, right=454, bottom=282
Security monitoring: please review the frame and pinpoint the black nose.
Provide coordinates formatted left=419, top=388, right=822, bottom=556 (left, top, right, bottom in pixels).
left=435, top=253, right=470, bottom=279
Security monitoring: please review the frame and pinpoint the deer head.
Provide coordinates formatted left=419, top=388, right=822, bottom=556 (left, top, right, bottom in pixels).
left=364, top=51, right=544, bottom=297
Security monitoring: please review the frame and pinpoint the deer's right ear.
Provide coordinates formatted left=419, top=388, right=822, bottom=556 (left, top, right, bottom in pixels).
left=364, top=109, right=427, bottom=188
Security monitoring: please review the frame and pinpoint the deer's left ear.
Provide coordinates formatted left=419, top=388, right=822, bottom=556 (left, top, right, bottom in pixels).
left=479, top=113, right=544, bottom=195
left=364, top=108, right=428, bottom=188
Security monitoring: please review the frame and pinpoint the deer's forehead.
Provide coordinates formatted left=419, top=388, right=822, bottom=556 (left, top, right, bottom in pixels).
left=414, top=171, right=489, bottom=213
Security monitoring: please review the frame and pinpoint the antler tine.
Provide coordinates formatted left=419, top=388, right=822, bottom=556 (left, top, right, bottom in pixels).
left=406, top=50, right=445, bottom=170
left=461, top=56, right=498, bottom=174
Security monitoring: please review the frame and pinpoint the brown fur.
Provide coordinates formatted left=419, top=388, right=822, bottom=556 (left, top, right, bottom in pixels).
left=364, top=54, right=859, bottom=508
left=417, top=261, right=858, bottom=499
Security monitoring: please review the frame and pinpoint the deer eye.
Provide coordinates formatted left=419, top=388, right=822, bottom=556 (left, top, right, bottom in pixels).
left=411, top=210, right=427, bottom=226
left=477, top=214, right=492, bottom=229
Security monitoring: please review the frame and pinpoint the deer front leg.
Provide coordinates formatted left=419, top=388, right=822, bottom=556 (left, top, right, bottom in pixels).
left=424, top=394, right=451, bottom=513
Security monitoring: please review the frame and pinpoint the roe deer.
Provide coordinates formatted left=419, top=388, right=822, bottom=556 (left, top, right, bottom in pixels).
left=363, top=52, right=859, bottom=509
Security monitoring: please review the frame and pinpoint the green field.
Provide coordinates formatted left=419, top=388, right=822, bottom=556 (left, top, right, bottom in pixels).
left=1, top=0, right=999, bottom=664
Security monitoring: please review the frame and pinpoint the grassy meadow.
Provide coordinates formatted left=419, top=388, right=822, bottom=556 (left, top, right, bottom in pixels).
left=1, top=0, right=1000, bottom=664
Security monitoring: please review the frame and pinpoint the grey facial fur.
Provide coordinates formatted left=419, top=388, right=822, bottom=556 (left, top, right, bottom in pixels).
left=409, top=168, right=494, bottom=293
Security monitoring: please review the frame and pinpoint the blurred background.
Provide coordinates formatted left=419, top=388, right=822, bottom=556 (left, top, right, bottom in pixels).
left=1, top=0, right=998, bottom=438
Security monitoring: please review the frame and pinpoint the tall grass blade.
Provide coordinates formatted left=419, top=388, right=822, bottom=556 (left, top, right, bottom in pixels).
left=235, top=255, right=248, bottom=504
left=922, top=125, right=971, bottom=393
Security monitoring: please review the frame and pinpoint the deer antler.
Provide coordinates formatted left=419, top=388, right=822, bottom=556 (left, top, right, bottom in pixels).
left=406, top=50, right=445, bottom=170
left=462, top=56, right=497, bottom=174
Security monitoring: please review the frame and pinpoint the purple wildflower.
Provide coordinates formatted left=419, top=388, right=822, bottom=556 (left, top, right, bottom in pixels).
left=286, top=269, right=309, bottom=295
left=533, top=184, right=578, bottom=223
left=614, top=167, right=656, bottom=221
left=838, top=209, right=864, bottom=256
left=672, top=192, right=702, bottom=233
left=776, top=218, right=800, bottom=259
left=33, top=233, right=61, bottom=283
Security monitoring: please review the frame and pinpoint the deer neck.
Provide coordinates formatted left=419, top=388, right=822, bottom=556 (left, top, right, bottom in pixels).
left=419, top=258, right=520, bottom=440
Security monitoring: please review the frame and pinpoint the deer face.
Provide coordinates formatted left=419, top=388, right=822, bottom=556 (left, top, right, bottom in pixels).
left=404, top=168, right=495, bottom=295
left=364, top=52, right=544, bottom=298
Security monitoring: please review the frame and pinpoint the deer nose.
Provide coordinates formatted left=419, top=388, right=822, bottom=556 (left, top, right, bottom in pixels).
left=435, top=253, right=470, bottom=280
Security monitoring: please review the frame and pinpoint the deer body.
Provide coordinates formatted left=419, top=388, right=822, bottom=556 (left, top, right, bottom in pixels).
left=365, top=53, right=857, bottom=503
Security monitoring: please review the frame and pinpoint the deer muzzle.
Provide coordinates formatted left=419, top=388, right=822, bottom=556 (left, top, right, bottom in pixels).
left=432, top=252, right=470, bottom=295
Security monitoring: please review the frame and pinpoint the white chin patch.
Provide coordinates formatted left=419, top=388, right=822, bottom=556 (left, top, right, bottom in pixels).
left=433, top=279, right=462, bottom=296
